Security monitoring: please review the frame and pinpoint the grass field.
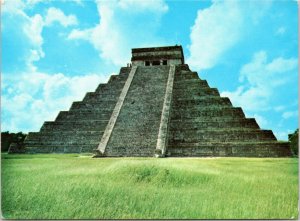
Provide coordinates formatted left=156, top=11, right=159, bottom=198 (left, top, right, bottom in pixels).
left=1, top=154, right=298, bottom=219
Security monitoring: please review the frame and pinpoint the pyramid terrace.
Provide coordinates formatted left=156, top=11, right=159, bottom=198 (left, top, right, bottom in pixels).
left=23, top=45, right=291, bottom=157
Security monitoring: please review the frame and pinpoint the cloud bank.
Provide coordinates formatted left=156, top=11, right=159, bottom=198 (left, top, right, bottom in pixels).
left=68, top=0, right=168, bottom=66
left=187, top=0, right=271, bottom=71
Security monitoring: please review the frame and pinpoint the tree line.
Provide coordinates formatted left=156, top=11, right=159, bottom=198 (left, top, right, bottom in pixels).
left=288, top=129, right=298, bottom=156
left=1, top=131, right=27, bottom=152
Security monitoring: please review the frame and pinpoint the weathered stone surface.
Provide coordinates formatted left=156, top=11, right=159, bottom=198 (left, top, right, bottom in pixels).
left=96, top=66, right=138, bottom=155
left=24, top=45, right=292, bottom=157
left=104, top=65, right=169, bottom=156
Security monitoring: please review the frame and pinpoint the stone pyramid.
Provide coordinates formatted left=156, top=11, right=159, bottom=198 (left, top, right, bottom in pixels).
left=24, top=46, right=291, bottom=157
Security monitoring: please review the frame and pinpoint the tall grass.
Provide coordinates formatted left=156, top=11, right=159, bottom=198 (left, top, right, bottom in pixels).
left=1, top=154, right=298, bottom=219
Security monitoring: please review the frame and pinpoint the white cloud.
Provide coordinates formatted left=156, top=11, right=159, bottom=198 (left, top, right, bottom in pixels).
left=239, top=51, right=297, bottom=87
left=282, top=111, right=298, bottom=119
left=2, top=72, right=110, bottom=132
left=274, top=105, right=285, bottom=112
left=2, top=0, right=26, bottom=14
left=2, top=1, right=105, bottom=133
left=3, top=1, right=79, bottom=71
left=26, top=0, right=44, bottom=6
left=276, top=26, right=286, bottom=35
left=273, top=129, right=293, bottom=141
left=117, top=0, right=168, bottom=13
left=23, top=14, right=44, bottom=46
left=23, top=14, right=45, bottom=71
left=44, top=7, right=78, bottom=27
left=67, top=0, right=168, bottom=66
left=187, top=0, right=242, bottom=70
left=73, top=0, right=83, bottom=5
left=68, top=28, right=91, bottom=40
left=221, top=51, right=297, bottom=112
left=187, top=0, right=272, bottom=71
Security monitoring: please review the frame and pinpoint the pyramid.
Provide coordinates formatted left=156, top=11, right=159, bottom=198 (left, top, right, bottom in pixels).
left=24, top=46, right=291, bottom=157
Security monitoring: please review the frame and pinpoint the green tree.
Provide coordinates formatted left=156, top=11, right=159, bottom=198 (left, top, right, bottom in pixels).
left=1, top=131, right=27, bottom=152
left=288, top=129, right=298, bottom=156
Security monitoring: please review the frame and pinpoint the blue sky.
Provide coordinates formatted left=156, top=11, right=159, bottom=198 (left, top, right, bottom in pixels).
left=2, top=0, right=298, bottom=140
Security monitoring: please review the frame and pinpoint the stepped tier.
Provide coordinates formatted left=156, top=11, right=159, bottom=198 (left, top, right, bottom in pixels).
left=167, top=65, right=291, bottom=157
left=167, top=142, right=290, bottom=157
left=23, top=45, right=291, bottom=157
left=24, top=67, right=131, bottom=153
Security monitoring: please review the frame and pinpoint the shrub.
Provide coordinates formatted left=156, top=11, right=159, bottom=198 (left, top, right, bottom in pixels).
left=288, top=129, right=299, bottom=156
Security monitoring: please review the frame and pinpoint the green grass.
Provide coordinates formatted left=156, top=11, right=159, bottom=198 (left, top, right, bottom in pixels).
left=1, top=154, right=298, bottom=219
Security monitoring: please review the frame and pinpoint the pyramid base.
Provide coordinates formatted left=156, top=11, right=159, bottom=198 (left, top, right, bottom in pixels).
left=92, top=149, right=105, bottom=158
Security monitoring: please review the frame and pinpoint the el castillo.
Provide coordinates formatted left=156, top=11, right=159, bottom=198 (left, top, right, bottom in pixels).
left=23, top=45, right=292, bottom=157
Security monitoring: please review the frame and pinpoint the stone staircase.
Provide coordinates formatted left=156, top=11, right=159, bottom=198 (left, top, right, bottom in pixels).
left=104, top=66, right=169, bottom=156
left=24, top=67, right=131, bottom=153
left=167, top=65, right=291, bottom=157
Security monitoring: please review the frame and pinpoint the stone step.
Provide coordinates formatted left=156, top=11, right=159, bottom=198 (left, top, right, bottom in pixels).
left=91, top=89, right=123, bottom=97
left=106, top=75, right=128, bottom=83
left=55, top=110, right=112, bottom=121
left=108, top=120, right=160, bottom=133
left=69, top=106, right=114, bottom=113
left=40, top=120, right=109, bottom=132
left=169, top=118, right=259, bottom=129
left=25, top=144, right=98, bottom=153
left=119, top=67, right=132, bottom=74
left=175, top=71, right=199, bottom=80
left=108, top=73, right=129, bottom=82
left=168, top=129, right=276, bottom=142
left=172, top=97, right=232, bottom=106
left=26, top=131, right=103, bottom=142
left=171, top=107, right=245, bottom=118
left=104, top=146, right=155, bottom=157
left=169, top=128, right=276, bottom=142
left=167, top=141, right=291, bottom=157
left=94, top=83, right=125, bottom=94
left=173, top=79, right=209, bottom=88
left=170, top=115, right=256, bottom=122
left=82, top=93, right=120, bottom=102
left=25, top=139, right=100, bottom=146
left=173, top=87, right=220, bottom=96
left=83, top=92, right=120, bottom=101
left=27, top=130, right=103, bottom=137
left=107, top=132, right=158, bottom=149
left=128, top=82, right=168, bottom=91
left=83, top=97, right=119, bottom=103
left=131, top=67, right=169, bottom=80
left=172, top=105, right=239, bottom=111
left=70, top=100, right=117, bottom=110
left=175, top=64, right=191, bottom=72
left=95, top=82, right=126, bottom=93
left=130, top=75, right=169, bottom=83
left=125, top=96, right=165, bottom=105
left=113, top=110, right=164, bottom=124
left=61, top=109, right=113, bottom=115
left=95, top=84, right=107, bottom=93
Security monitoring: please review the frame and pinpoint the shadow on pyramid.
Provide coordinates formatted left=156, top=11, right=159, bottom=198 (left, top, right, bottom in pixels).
left=23, top=46, right=291, bottom=157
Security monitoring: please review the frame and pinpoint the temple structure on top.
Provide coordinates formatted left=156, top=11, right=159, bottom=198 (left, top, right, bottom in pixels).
left=23, top=45, right=292, bottom=157
left=131, top=45, right=184, bottom=66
